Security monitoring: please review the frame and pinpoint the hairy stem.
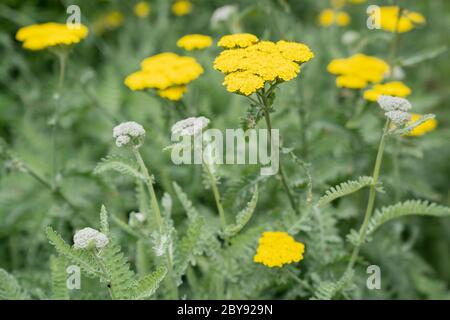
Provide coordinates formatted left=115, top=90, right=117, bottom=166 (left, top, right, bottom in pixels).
left=203, top=162, right=227, bottom=232
left=132, top=147, right=178, bottom=299
left=260, top=91, right=300, bottom=215
left=346, top=120, right=390, bottom=272
left=92, top=251, right=116, bottom=300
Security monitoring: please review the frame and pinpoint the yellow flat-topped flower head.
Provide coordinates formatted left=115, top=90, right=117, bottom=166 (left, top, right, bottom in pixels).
left=134, top=2, right=151, bottom=18
left=214, top=34, right=314, bottom=96
left=336, top=75, right=367, bottom=89
left=16, top=22, right=88, bottom=51
left=406, top=113, right=437, bottom=137
left=125, top=52, right=203, bottom=101
left=319, top=9, right=350, bottom=27
left=254, top=231, right=305, bottom=268
left=217, top=33, right=259, bottom=49
left=177, top=34, right=213, bottom=51
left=172, top=0, right=192, bottom=16
left=373, top=6, right=425, bottom=33
left=328, top=54, right=389, bottom=89
left=364, top=81, right=411, bottom=101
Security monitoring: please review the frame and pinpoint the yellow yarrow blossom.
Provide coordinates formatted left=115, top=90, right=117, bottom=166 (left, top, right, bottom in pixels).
left=177, top=34, right=213, bottom=51
left=254, top=232, right=305, bottom=268
left=406, top=113, right=437, bottom=137
left=363, top=81, right=411, bottom=101
left=374, top=6, right=425, bottom=33
left=217, top=33, right=259, bottom=49
left=134, top=2, right=151, bottom=18
left=172, top=0, right=192, bottom=16
left=16, top=22, right=88, bottom=51
left=336, top=75, right=367, bottom=89
left=158, top=86, right=187, bottom=101
left=214, top=35, right=314, bottom=95
left=328, top=54, right=389, bottom=89
left=124, top=52, right=203, bottom=101
left=104, top=11, right=124, bottom=29
left=319, top=9, right=350, bottom=27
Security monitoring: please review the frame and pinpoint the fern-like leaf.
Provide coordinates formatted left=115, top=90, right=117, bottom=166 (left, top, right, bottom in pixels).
left=224, top=186, right=258, bottom=237
left=0, top=269, right=30, bottom=300
left=98, top=242, right=136, bottom=299
left=174, top=216, right=206, bottom=284
left=317, top=176, right=374, bottom=208
left=173, top=182, right=199, bottom=220
left=132, top=266, right=167, bottom=299
left=100, top=205, right=110, bottom=235
left=50, top=255, right=69, bottom=300
left=94, top=155, right=145, bottom=181
left=46, top=227, right=102, bottom=279
left=311, top=270, right=354, bottom=300
left=367, top=200, right=450, bottom=235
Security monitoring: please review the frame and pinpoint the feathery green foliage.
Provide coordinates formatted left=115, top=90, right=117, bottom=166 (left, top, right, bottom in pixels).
left=94, top=155, right=146, bottom=181
left=50, top=255, right=69, bottom=300
left=317, top=176, right=375, bottom=208
left=0, top=269, right=30, bottom=300
left=367, top=200, right=450, bottom=235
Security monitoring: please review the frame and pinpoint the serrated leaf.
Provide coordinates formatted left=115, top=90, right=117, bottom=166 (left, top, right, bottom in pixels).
left=132, top=266, right=167, bottom=299
left=100, top=205, right=109, bottom=235
left=50, top=255, right=69, bottom=300
left=173, top=182, right=199, bottom=220
left=94, top=155, right=145, bottom=181
left=46, top=227, right=103, bottom=279
left=224, top=186, right=258, bottom=237
left=317, top=176, right=374, bottom=208
left=367, top=200, right=450, bottom=235
left=0, top=269, right=30, bottom=300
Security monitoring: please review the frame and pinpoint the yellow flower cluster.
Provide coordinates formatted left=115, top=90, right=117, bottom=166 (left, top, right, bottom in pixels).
left=364, top=81, right=411, bottom=101
left=214, top=34, right=314, bottom=95
left=319, top=9, right=350, bottom=27
left=172, top=0, right=192, bottom=16
left=134, top=2, right=151, bottom=18
left=177, top=34, right=213, bottom=51
left=407, top=113, right=437, bottom=137
left=124, top=52, right=203, bottom=101
left=16, top=22, right=89, bottom=51
left=374, top=6, right=425, bottom=33
left=254, top=231, right=305, bottom=268
left=217, top=33, right=259, bottom=49
left=93, top=11, right=124, bottom=34
left=328, top=54, right=389, bottom=89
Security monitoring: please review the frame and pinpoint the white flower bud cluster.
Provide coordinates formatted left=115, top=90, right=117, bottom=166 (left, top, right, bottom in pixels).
left=377, top=95, right=412, bottom=126
left=171, top=116, right=210, bottom=137
left=113, top=121, right=145, bottom=147
left=73, top=227, right=109, bottom=249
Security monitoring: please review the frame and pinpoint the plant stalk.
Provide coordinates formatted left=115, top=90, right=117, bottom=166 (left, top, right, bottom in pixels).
left=345, top=120, right=390, bottom=272
left=260, top=91, right=300, bottom=215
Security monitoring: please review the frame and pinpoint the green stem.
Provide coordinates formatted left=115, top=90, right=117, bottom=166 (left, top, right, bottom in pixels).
left=260, top=92, right=300, bottom=215
left=132, top=147, right=178, bottom=299
left=203, top=162, right=227, bottom=232
left=93, top=251, right=116, bottom=300
left=132, top=147, right=163, bottom=233
left=51, top=51, right=68, bottom=186
left=345, top=120, right=390, bottom=272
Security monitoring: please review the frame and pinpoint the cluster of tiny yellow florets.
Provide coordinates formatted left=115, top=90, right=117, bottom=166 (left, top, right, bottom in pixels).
left=327, top=53, right=390, bottom=89
left=177, top=34, right=213, bottom=51
left=373, top=6, right=425, bottom=33
left=172, top=0, right=192, bottom=16
left=364, top=81, right=411, bottom=101
left=254, top=231, right=305, bottom=268
left=214, top=34, right=314, bottom=95
left=124, top=52, right=203, bottom=101
left=16, top=22, right=89, bottom=51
